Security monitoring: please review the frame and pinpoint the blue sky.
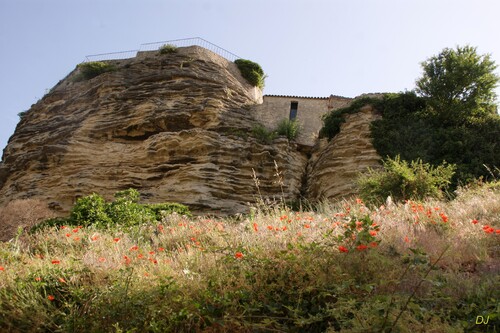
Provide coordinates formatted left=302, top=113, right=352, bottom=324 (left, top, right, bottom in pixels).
left=1, top=0, right=500, bottom=154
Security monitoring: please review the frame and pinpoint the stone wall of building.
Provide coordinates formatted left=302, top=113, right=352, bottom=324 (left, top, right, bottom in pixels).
left=252, top=95, right=352, bottom=146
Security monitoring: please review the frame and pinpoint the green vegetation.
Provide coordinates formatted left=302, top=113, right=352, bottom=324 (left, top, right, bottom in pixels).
left=416, top=45, right=499, bottom=124
left=159, top=43, right=178, bottom=54
left=234, top=58, right=266, bottom=89
left=276, top=119, right=301, bottom=141
left=251, top=123, right=277, bottom=144
left=30, top=189, right=190, bottom=233
left=357, top=155, right=456, bottom=205
left=321, top=46, right=500, bottom=188
left=1, top=183, right=499, bottom=332
left=251, top=119, right=301, bottom=144
left=76, top=61, right=116, bottom=81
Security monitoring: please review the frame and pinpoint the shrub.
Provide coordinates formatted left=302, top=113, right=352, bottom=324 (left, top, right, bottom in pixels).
left=276, top=119, right=301, bottom=141
left=251, top=124, right=276, bottom=144
left=234, top=59, right=266, bottom=89
left=76, top=61, right=115, bottom=80
left=69, top=193, right=112, bottom=227
left=147, top=202, right=192, bottom=219
left=357, top=155, right=456, bottom=205
left=31, top=190, right=192, bottom=231
left=159, top=44, right=178, bottom=55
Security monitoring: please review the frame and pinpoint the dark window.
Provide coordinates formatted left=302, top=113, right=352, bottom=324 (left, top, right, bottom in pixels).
left=289, top=101, right=298, bottom=120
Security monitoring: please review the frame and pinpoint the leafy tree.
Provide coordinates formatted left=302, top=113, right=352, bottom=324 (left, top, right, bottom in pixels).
left=415, top=45, right=499, bottom=124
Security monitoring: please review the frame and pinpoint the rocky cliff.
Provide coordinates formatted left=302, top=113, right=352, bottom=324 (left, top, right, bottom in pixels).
left=0, top=46, right=381, bottom=216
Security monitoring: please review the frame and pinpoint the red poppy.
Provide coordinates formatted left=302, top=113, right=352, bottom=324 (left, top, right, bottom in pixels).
left=47, top=295, right=55, bottom=301
left=130, top=245, right=139, bottom=251
left=369, top=231, right=377, bottom=236
left=51, top=260, right=60, bottom=265
left=98, top=257, right=106, bottom=263
left=338, top=246, right=349, bottom=253
left=158, top=247, right=165, bottom=252
left=0, top=266, right=4, bottom=271
left=356, top=244, right=368, bottom=251
left=113, top=238, right=120, bottom=243
left=235, top=252, right=244, bottom=259
left=369, top=242, right=378, bottom=248
left=35, top=277, right=41, bottom=281
left=471, top=219, right=479, bottom=224
left=58, top=277, right=66, bottom=283
left=253, top=223, right=258, bottom=232
left=439, top=213, right=448, bottom=223
left=304, top=224, right=311, bottom=229
left=267, top=226, right=273, bottom=230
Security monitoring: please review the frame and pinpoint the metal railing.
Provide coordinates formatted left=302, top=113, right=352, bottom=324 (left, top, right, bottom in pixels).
left=83, top=37, right=240, bottom=63
left=140, top=37, right=241, bottom=62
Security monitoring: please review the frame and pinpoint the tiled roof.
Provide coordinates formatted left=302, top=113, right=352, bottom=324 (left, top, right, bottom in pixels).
left=264, top=94, right=351, bottom=100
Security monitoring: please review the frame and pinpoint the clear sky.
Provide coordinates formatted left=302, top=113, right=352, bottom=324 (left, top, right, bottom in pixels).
left=1, top=0, right=500, bottom=154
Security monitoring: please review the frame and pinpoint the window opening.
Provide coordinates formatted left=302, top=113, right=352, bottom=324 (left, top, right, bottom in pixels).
left=289, top=101, right=298, bottom=120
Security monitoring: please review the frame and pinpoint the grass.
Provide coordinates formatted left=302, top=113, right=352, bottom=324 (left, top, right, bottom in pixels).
left=0, top=183, right=499, bottom=332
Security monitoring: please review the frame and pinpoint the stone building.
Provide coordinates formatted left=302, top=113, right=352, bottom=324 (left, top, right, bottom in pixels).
left=252, top=94, right=352, bottom=146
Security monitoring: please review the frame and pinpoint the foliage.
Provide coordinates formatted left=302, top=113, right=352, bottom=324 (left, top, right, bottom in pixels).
left=357, top=155, right=456, bottom=205
left=251, top=123, right=277, bottom=144
left=76, top=61, right=116, bottom=81
left=69, top=193, right=113, bottom=227
left=2, top=183, right=499, bottom=332
left=415, top=45, right=499, bottom=124
left=370, top=92, right=500, bottom=186
left=234, top=58, right=266, bottom=89
left=276, top=119, right=301, bottom=141
left=30, top=189, right=191, bottom=231
left=158, top=44, right=178, bottom=54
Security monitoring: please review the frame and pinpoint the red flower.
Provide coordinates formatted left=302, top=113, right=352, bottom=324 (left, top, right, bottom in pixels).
left=158, top=247, right=165, bottom=252
left=123, top=255, right=131, bottom=265
left=471, top=219, right=479, bottom=225
left=235, top=252, right=244, bottom=259
left=304, top=224, right=311, bottom=229
left=404, top=236, right=410, bottom=243
left=369, top=242, right=378, bottom=248
left=58, top=277, right=66, bottom=283
left=98, top=257, right=106, bottom=263
left=47, top=295, right=55, bottom=301
left=439, top=213, right=448, bottom=223
left=51, top=260, right=60, bottom=265
left=0, top=266, right=4, bottom=271
left=369, top=230, right=377, bottom=236
left=35, top=277, right=41, bottom=281
left=267, top=225, right=273, bottom=230
left=356, top=198, right=363, bottom=204
left=338, top=246, right=349, bottom=253
left=253, top=223, right=258, bottom=232
left=282, top=226, right=287, bottom=231
left=130, top=245, right=139, bottom=251
left=113, top=238, right=121, bottom=243
left=356, top=244, right=368, bottom=251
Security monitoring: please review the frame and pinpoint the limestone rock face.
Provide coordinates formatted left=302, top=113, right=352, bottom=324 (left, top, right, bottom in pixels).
left=307, top=105, right=382, bottom=201
left=0, top=46, right=306, bottom=215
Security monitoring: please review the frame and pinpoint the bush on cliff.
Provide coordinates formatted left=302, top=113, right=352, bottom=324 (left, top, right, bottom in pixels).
left=234, top=59, right=266, bottom=89
left=76, top=61, right=116, bottom=81
left=276, top=119, right=301, bottom=141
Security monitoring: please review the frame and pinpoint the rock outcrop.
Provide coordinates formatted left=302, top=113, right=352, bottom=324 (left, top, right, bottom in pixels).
left=307, top=105, right=382, bottom=201
left=0, top=46, right=307, bottom=215
left=0, top=45, right=382, bottom=217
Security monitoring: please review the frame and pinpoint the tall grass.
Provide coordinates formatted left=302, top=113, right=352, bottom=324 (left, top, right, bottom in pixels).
left=0, top=183, right=499, bottom=332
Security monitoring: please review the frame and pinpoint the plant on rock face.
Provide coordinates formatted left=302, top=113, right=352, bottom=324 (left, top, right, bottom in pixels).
left=76, top=61, right=116, bottom=81
left=159, top=44, right=178, bottom=55
left=234, top=59, right=266, bottom=89
left=276, top=119, right=301, bottom=141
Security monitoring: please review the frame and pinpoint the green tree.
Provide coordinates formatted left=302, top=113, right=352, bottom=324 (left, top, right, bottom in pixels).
left=415, top=45, right=499, bottom=124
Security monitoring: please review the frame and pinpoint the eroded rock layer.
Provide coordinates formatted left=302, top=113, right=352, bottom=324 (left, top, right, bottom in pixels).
left=307, top=105, right=382, bottom=201
left=0, top=46, right=307, bottom=214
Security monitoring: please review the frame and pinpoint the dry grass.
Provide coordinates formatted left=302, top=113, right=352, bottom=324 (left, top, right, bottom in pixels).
left=0, top=199, right=55, bottom=242
left=0, top=184, right=498, bottom=332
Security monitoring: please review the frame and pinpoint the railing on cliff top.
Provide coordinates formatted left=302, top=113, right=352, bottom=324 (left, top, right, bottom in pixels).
left=84, top=37, right=241, bottom=63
